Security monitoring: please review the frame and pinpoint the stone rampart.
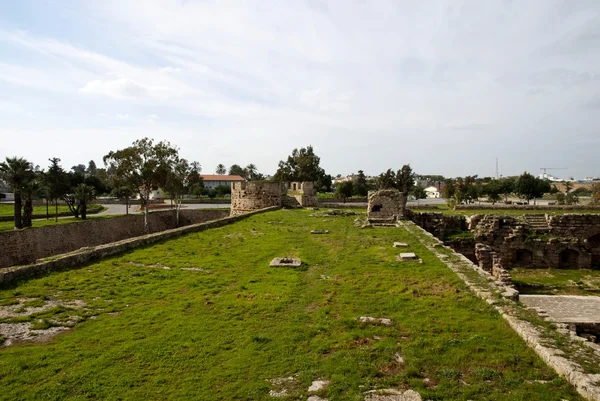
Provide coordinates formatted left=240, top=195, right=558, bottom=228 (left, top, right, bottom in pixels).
left=230, top=181, right=317, bottom=215
left=0, top=209, right=229, bottom=269
left=230, top=181, right=286, bottom=215
left=0, top=207, right=278, bottom=285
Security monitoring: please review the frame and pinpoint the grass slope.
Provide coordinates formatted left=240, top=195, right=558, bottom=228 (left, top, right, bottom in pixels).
left=0, top=209, right=582, bottom=400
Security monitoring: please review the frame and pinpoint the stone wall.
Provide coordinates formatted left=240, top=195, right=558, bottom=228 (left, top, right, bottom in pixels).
left=367, top=190, right=402, bottom=221
left=230, top=181, right=318, bottom=215
left=230, top=181, right=286, bottom=215
left=0, top=209, right=229, bottom=269
left=0, top=207, right=278, bottom=285
left=473, top=214, right=600, bottom=270
left=455, top=204, right=600, bottom=211
left=409, top=212, right=467, bottom=239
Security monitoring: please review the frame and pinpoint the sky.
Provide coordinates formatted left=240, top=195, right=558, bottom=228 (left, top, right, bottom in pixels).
left=0, top=0, right=599, bottom=179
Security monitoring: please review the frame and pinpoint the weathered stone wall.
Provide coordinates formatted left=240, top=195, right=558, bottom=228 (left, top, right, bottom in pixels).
left=0, top=209, right=228, bottom=269
left=548, top=214, right=600, bottom=238
left=230, top=181, right=317, bottom=214
left=409, top=212, right=467, bottom=239
left=455, top=204, right=600, bottom=211
left=230, top=181, right=286, bottom=215
left=0, top=207, right=278, bottom=285
left=473, top=214, right=600, bottom=270
left=367, top=190, right=402, bottom=220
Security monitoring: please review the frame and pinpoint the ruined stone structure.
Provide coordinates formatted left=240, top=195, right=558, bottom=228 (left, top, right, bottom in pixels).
left=283, top=182, right=319, bottom=208
left=230, top=181, right=286, bottom=216
left=473, top=214, right=600, bottom=270
left=411, top=212, right=600, bottom=272
left=230, top=181, right=318, bottom=215
left=367, top=190, right=404, bottom=223
left=0, top=209, right=229, bottom=269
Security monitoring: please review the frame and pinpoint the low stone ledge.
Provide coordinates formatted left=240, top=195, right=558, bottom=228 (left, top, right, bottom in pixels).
left=0, top=206, right=280, bottom=285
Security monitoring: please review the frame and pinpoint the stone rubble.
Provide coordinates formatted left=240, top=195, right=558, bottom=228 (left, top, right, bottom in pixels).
left=358, top=316, right=392, bottom=326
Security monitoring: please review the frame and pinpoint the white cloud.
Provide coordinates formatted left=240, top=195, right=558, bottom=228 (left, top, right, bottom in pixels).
left=81, top=78, right=148, bottom=99
left=116, top=113, right=130, bottom=119
left=2, top=1, right=600, bottom=178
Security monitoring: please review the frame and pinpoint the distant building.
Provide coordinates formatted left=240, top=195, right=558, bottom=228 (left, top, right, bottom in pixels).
left=424, top=186, right=441, bottom=199
left=137, top=187, right=167, bottom=200
left=0, top=192, right=14, bottom=201
left=200, top=175, right=246, bottom=190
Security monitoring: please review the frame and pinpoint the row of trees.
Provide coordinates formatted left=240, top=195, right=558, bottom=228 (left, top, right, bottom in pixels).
left=0, top=157, right=101, bottom=229
left=215, top=163, right=265, bottom=180
left=444, top=173, right=554, bottom=205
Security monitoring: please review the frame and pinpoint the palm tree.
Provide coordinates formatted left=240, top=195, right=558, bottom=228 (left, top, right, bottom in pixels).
left=0, top=157, right=33, bottom=229
left=73, top=184, right=96, bottom=219
left=215, top=164, right=226, bottom=175
left=245, top=164, right=257, bottom=180
left=74, top=184, right=96, bottom=219
left=190, top=161, right=202, bottom=173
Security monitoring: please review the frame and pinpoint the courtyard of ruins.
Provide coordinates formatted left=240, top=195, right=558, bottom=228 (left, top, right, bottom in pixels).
left=0, top=208, right=594, bottom=400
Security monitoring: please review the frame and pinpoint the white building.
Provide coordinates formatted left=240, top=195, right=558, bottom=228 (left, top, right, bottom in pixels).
left=424, top=186, right=441, bottom=198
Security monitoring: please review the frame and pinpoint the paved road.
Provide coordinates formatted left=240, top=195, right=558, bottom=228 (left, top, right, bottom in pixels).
left=98, top=203, right=229, bottom=215
left=520, top=295, right=600, bottom=323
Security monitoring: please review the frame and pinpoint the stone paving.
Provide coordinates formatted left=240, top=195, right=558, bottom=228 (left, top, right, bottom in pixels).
left=519, top=295, right=600, bottom=323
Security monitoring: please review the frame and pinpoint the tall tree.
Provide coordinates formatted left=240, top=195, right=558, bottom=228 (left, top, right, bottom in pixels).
left=353, top=170, right=368, bottom=196
left=245, top=164, right=258, bottom=180
left=228, top=164, right=246, bottom=177
left=376, top=169, right=396, bottom=190
left=515, top=172, right=551, bottom=205
left=482, top=179, right=503, bottom=204
left=215, top=164, right=227, bottom=175
left=104, top=138, right=179, bottom=232
left=71, top=164, right=86, bottom=175
left=335, top=181, right=354, bottom=203
left=164, top=158, right=190, bottom=225
left=0, top=157, right=33, bottom=229
left=45, top=158, right=69, bottom=221
left=87, top=160, right=98, bottom=175
left=272, top=146, right=331, bottom=192
left=376, top=165, right=415, bottom=213
left=411, top=185, right=427, bottom=202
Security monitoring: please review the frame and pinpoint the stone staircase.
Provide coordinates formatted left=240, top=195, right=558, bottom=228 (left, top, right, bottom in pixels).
left=282, top=195, right=301, bottom=209
left=523, top=214, right=549, bottom=232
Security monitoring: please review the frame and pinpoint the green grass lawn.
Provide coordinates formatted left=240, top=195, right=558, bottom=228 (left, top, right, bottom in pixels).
left=0, top=209, right=583, bottom=400
left=0, top=203, right=104, bottom=217
left=0, top=214, right=117, bottom=232
left=511, top=267, right=600, bottom=295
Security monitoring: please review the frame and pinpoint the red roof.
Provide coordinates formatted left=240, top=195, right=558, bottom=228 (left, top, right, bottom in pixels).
left=200, top=174, right=245, bottom=181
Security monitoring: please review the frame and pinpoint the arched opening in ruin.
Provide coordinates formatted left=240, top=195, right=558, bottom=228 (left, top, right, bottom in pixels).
left=515, top=249, right=533, bottom=267
left=371, top=204, right=382, bottom=212
left=292, top=183, right=297, bottom=191
left=559, top=249, right=580, bottom=269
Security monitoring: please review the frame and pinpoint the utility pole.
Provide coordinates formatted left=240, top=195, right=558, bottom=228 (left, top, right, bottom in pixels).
left=496, top=158, right=499, bottom=179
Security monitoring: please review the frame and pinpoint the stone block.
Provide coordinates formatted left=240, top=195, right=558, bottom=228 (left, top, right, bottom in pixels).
left=393, top=242, right=409, bottom=248
left=399, top=253, right=417, bottom=260
left=269, top=258, right=302, bottom=267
